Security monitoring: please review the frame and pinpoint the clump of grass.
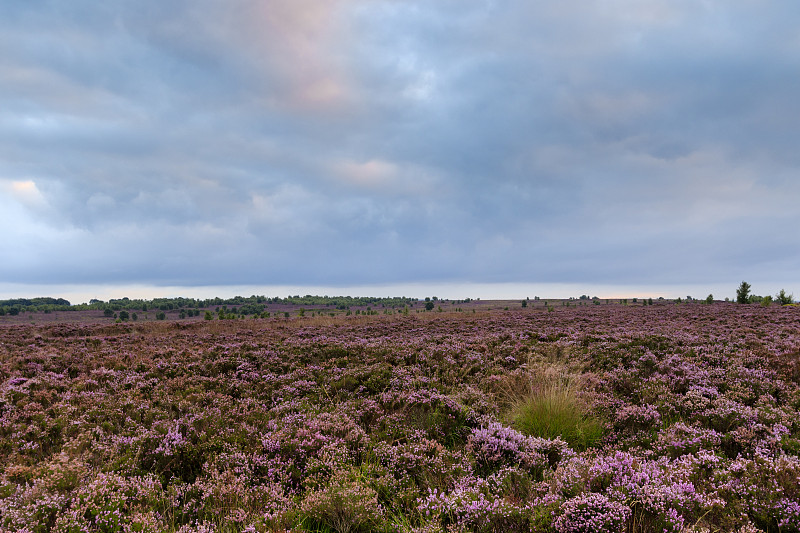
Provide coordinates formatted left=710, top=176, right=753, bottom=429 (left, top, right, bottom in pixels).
left=505, top=371, right=605, bottom=450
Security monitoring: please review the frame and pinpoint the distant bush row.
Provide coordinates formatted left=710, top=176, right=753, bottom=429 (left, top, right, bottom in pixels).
left=0, top=294, right=418, bottom=314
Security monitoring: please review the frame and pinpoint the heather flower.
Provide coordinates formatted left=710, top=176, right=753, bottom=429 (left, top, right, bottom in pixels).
left=614, top=403, right=661, bottom=432
left=300, top=471, right=387, bottom=533
left=553, top=492, right=630, bottom=532
left=656, top=422, right=721, bottom=458
left=467, top=422, right=571, bottom=478
left=2, top=300, right=800, bottom=533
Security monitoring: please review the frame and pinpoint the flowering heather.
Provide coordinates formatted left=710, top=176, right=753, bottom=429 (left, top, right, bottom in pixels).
left=1, top=303, right=800, bottom=531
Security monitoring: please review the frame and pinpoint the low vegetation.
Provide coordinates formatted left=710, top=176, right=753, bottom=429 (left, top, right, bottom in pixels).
left=1, top=303, right=799, bottom=532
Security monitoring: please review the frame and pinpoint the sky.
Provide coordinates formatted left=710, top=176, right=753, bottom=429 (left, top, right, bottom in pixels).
left=2, top=0, right=799, bottom=303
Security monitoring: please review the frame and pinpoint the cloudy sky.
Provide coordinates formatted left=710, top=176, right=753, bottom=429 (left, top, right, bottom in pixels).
left=2, top=0, right=799, bottom=302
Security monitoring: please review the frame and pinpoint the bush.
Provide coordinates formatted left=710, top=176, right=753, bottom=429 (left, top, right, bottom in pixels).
left=553, top=492, right=630, bottom=533
left=776, top=289, right=794, bottom=305
left=300, top=473, right=387, bottom=533
left=156, top=312, right=166, bottom=321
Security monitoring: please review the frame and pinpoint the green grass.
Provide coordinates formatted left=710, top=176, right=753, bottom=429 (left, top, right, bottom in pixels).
left=506, top=379, right=605, bottom=450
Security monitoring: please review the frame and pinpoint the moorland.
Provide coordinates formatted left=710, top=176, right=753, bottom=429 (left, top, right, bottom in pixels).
left=1, top=300, right=799, bottom=532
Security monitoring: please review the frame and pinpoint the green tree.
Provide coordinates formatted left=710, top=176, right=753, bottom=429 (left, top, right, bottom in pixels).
left=118, top=310, right=129, bottom=320
left=103, top=308, right=114, bottom=317
left=776, top=289, right=794, bottom=305
left=736, top=281, right=751, bottom=304
left=204, top=311, right=213, bottom=320
left=705, top=294, right=714, bottom=305
left=156, top=311, right=166, bottom=320
left=425, top=301, right=435, bottom=311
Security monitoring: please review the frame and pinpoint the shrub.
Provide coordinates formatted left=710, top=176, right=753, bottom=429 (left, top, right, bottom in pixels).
left=553, top=492, right=630, bottom=532
left=300, top=472, right=387, bottom=533
left=467, top=423, right=570, bottom=477
left=156, top=312, right=166, bottom=320
left=776, top=289, right=794, bottom=305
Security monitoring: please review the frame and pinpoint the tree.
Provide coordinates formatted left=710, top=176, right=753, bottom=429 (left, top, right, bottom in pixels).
left=705, top=294, right=714, bottom=305
left=776, top=289, right=794, bottom=305
left=736, top=281, right=751, bottom=304
left=521, top=300, right=527, bottom=308
left=103, top=308, right=114, bottom=317
left=156, top=311, right=166, bottom=320
left=204, top=311, right=213, bottom=320
left=118, top=310, right=129, bottom=320
left=425, top=301, right=435, bottom=311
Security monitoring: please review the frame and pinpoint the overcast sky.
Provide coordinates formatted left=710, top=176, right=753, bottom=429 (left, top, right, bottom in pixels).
left=2, top=1, right=799, bottom=302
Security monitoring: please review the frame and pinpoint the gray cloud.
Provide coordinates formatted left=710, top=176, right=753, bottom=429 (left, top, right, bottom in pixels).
left=1, top=0, right=799, bottom=293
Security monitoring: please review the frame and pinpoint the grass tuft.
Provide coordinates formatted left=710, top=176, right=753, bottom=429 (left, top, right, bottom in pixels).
left=505, top=371, right=605, bottom=450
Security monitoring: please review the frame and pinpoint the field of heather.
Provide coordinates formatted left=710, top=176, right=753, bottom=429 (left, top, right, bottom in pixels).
left=2, top=304, right=800, bottom=532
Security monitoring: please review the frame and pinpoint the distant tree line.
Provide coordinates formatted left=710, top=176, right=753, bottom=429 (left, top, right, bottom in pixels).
left=736, top=281, right=794, bottom=305
left=0, top=297, right=72, bottom=315
left=0, top=294, right=417, bottom=315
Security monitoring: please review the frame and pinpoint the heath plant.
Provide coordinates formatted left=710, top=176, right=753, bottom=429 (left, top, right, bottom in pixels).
left=2, top=303, right=800, bottom=532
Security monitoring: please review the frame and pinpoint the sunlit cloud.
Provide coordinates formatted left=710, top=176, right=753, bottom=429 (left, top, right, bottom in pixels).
left=3, top=180, right=47, bottom=210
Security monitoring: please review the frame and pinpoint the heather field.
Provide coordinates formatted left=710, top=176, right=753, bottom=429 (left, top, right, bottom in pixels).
left=2, top=304, right=800, bottom=533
